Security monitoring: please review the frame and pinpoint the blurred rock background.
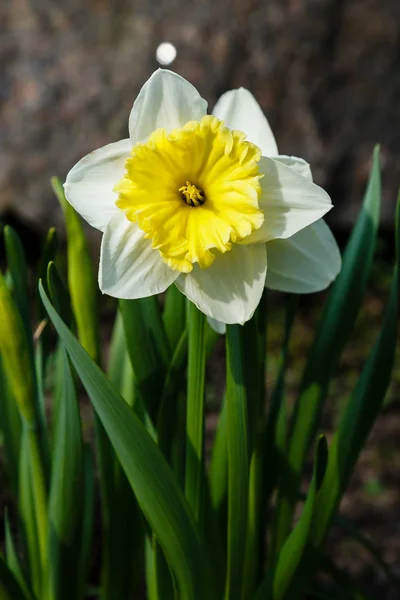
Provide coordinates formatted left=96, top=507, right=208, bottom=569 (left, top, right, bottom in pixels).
left=1, top=0, right=400, bottom=238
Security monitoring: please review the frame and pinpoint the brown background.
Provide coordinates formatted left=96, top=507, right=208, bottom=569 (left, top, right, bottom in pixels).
left=1, top=0, right=400, bottom=234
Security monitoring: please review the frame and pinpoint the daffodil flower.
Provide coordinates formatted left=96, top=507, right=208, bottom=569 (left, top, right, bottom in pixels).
left=64, top=70, right=341, bottom=324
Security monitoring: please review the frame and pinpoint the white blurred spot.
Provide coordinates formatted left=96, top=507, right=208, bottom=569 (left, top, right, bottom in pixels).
left=156, top=42, right=177, bottom=66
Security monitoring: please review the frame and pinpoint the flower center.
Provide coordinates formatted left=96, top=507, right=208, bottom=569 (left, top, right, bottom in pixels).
left=179, top=181, right=206, bottom=207
left=115, top=115, right=264, bottom=273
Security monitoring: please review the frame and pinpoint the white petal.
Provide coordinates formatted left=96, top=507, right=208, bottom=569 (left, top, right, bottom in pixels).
left=207, top=317, right=226, bottom=335
left=176, top=244, right=267, bottom=325
left=99, top=212, right=178, bottom=298
left=64, top=139, right=131, bottom=232
left=129, top=69, right=208, bottom=144
left=266, top=220, right=341, bottom=294
left=273, top=155, right=313, bottom=181
left=242, top=156, right=332, bottom=244
left=212, top=88, right=278, bottom=156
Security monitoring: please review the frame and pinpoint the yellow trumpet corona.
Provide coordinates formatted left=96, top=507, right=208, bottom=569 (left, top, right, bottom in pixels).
left=115, top=116, right=263, bottom=273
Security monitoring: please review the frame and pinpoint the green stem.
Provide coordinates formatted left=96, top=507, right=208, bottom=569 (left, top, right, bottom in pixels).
left=241, top=298, right=267, bottom=599
left=19, top=431, right=41, bottom=597
left=209, top=397, right=228, bottom=514
left=145, top=535, right=175, bottom=600
left=242, top=424, right=263, bottom=599
left=224, top=325, right=250, bottom=600
left=268, top=296, right=299, bottom=560
left=157, top=329, right=188, bottom=463
left=184, top=302, right=206, bottom=527
left=27, top=426, right=48, bottom=582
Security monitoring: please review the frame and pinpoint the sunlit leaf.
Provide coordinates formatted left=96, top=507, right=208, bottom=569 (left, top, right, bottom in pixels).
left=274, top=148, right=381, bottom=552
left=51, top=176, right=100, bottom=363
left=47, top=350, right=84, bottom=600
left=40, top=282, right=212, bottom=600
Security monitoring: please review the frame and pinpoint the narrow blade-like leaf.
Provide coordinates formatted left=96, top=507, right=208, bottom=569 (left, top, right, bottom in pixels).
left=0, top=357, right=21, bottom=495
left=255, top=436, right=328, bottom=600
left=0, top=555, right=32, bottom=600
left=119, top=297, right=170, bottom=421
left=4, top=509, right=33, bottom=600
left=40, top=283, right=211, bottom=600
left=311, top=262, right=398, bottom=546
left=224, top=324, right=251, bottom=600
left=274, top=148, right=381, bottom=551
left=163, top=284, right=186, bottom=352
left=51, top=176, right=100, bottom=363
left=3, top=226, right=31, bottom=342
left=47, top=350, right=84, bottom=600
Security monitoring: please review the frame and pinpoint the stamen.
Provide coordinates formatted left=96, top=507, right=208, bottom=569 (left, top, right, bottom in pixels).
left=179, top=181, right=206, bottom=207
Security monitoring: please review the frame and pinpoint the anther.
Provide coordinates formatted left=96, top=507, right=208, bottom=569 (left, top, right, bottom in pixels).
left=179, top=181, right=206, bottom=207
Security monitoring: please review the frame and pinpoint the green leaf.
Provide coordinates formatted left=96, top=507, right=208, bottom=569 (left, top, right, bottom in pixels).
left=254, top=436, right=328, bottom=600
left=46, top=350, right=84, bottom=600
left=109, top=297, right=168, bottom=580
left=266, top=296, right=298, bottom=560
left=145, top=536, right=176, bottom=600
left=51, top=176, right=100, bottom=363
left=0, top=357, right=21, bottom=495
left=241, top=421, right=264, bottom=600
left=241, top=296, right=269, bottom=600
left=311, top=259, right=398, bottom=547
left=163, top=284, right=186, bottom=352
left=77, top=446, right=95, bottom=600
left=47, top=258, right=127, bottom=600
left=209, top=396, right=228, bottom=515
left=4, top=509, right=33, bottom=600
left=46, top=262, right=75, bottom=449
left=185, top=302, right=206, bottom=527
left=274, top=148, right=381, bottom=552
left=98, top=434, right=144, bottom=600
left=119, top=297, right=170, bottom=421
left=103, top=312, right=144, bottom=599
left=221, top=310, right=267, bottom=600
left=108, top=311, right=135, bottom=407
left=207, top=396, right=229, bottom=599
left=156, top=327, right=188, bottom=462
left=18, top=430, right=41, bottom=597
left=0, top=271, right=36, bottom=424
left=25, top=427, right=48, bottom=592
left=3, top=227, right=49, bottom=469
left=36, top=227, right=58, bottom=322
left=224, top=324, right=251, bottom=600
left=39, top=283, right=211, bottom=600
left=0, top=554, right=32, bottom=600
left=275, top=436, right=327, bottom=600
left=34, top=228, right=59, bottom=422
left=3, top=226, right=31, bottom=341
left=47, top=262, right=72, bottom=329
left=0, top=272, right=48, bottom=588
